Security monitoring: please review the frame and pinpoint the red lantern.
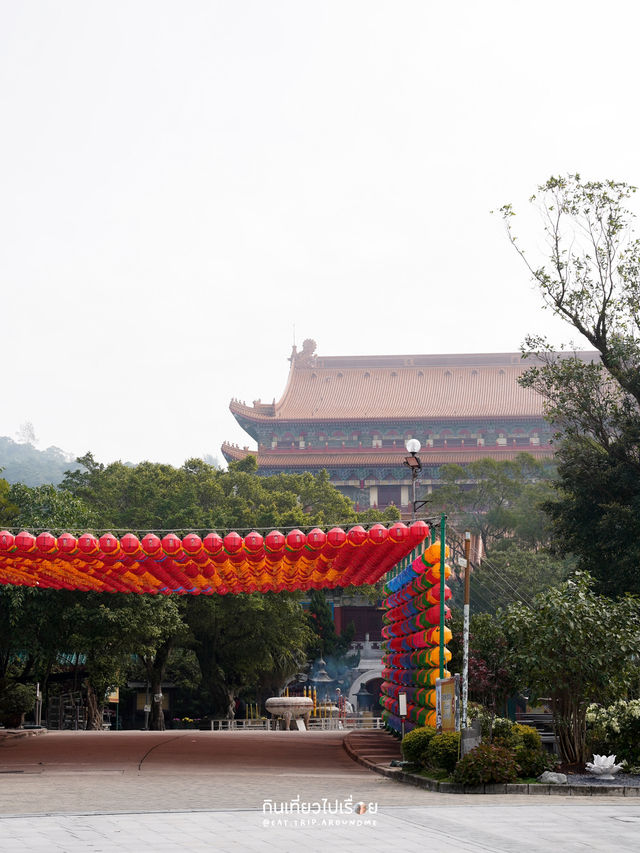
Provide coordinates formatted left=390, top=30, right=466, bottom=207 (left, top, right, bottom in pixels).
left=203, top=533, right=224, bottom=556
left=141, top=533, right=162, bottom=556
left=265, top=530, right=285, bottom=552
left=244, top=531, right=264, bottom=553
left=223, top=531, right=243, bottom=554
left=306, top=528, right=326, bottom=550
left=14, top=531, right=36, bottom=553
left=388, top=522, right=410, bottom=544
left=286, top=529, right=306, bottom=551
left=57, top=533, right=78, bottom=555
left=161, top=533, right=183, bottom=557
left=327, top=527, right=346, bottom=548
left=78, top=533, right=99, bottom=556
left=36, top=531, right=58, bottom=555
left=0, top=531, right=15, bottom=553
left=409, top=520, right=430, bottom=546
left=99, top=533, right=120, bottom=556
left=182, top=533, right=203, bottom=554
left=346, top=525, right=367, bottom=547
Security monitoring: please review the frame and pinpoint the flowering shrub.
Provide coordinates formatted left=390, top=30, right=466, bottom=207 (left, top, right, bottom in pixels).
left=586, top=700, right=640, bottom=767
left=401, top=726, right=437, bottom=766
left=453, top=743, right=518, bottom=785
left=491, top=717, right=518, bottom=747
left=426, top=732, right=461, bottom=772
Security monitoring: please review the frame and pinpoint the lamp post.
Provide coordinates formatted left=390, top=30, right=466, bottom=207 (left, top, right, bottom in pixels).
left=404, top=439, right=422, bottom=519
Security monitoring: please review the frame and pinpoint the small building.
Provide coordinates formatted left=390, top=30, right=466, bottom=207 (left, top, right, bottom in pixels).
left=222, top=340, right=567, bottom=511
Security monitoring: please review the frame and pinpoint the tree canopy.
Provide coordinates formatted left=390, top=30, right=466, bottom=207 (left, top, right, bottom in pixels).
left=501, top=174, right=640, bottom=595
left=502, top=573, right=640, bottom=765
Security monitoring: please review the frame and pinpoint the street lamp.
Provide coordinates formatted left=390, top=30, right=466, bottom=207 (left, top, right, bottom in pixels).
left=404, top=439, right=422, bottom=519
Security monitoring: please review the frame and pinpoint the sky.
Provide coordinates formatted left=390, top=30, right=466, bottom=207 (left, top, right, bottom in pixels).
left=1, top=1, right=638, bottom=467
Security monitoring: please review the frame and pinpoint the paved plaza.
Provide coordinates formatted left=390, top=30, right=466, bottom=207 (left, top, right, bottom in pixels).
left=0, top=730, right=637, bottom=851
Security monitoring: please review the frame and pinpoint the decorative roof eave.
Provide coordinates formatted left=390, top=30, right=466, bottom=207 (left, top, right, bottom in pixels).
left=228, top=400, right=550, bottom=425
left=242, top=446, right=555, bottom=469
left=221, top=443, right=256, bottom=463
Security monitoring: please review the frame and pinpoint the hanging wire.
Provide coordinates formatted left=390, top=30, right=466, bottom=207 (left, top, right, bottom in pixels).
left=448, top=524, right=534, bottom=610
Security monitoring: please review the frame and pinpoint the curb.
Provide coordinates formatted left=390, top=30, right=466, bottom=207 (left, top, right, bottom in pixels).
left=342, top=733, right=639, bottom=797
left=0, top=728, right=47, bottom=745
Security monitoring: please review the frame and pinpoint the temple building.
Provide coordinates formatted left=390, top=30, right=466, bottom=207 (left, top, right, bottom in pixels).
left=222, top=339, right=562, bottom=513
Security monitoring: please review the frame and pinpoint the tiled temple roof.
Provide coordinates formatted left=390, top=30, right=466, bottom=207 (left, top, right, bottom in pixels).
left=229, top=343, right=598, bottom=423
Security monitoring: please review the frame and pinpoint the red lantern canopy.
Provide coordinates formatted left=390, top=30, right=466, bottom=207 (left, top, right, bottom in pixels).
left=409, top=520, right=430, bottom=546
left=388, top=522, right=410, bottom=544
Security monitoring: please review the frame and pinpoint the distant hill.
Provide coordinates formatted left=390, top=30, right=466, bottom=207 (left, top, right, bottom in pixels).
left=0, top=437, right=81, bottom=486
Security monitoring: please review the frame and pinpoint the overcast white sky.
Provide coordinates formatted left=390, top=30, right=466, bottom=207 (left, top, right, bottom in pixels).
left=1, top=1, right=637, bottom=466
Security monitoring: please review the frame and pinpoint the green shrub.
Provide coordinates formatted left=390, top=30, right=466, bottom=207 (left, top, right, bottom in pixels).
left=453, top=743, right=518, bottom=785
left=513, top=723, right=542, bottom=750
left=0, top=683, right=34, bottom=725
left=401, top=726, right=437, bottom=766
left=515, top=747, right=555, bottom=778
left=426, top=732, right=461, bottom=772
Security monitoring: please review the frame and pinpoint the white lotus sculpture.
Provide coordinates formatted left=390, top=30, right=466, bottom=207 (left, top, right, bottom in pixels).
left=585, top=754, right=624, bottom=780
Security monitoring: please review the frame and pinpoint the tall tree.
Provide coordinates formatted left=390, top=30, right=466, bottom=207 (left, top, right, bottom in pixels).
left=502, top=573, right=640, bottom=766
left=501, top=175, right=640, bottom=594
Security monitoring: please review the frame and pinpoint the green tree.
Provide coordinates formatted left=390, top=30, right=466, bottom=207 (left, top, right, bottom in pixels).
left=501, top=174, right=640, bottom=595
left=433, top=454, right=552, bottom=554
left=60, top=454, right=361, bottom=713
left=502, top=573, right=640, bottom=765
left=0, top=473, right=17, bottom=527
left=9, top=483, right=98, bottom=530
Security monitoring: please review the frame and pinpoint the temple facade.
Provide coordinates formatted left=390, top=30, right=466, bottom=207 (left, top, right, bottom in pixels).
left=222, top=340, right=564, bottom=513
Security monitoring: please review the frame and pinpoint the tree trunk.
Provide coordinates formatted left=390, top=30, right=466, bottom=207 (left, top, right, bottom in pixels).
left=150, top=677, right=165, bottom=731
left=86, top=683, right=103, bottom=730
left=144, top=638, right=173, bottom=731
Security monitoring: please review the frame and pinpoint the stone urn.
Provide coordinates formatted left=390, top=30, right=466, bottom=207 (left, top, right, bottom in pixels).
left=265, top=696, right=313, bottom=730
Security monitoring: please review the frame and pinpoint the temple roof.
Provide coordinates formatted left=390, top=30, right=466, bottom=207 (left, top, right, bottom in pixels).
left=221, top=442, right=554, bottom=468
left=229, top=341, right=598, bottom=423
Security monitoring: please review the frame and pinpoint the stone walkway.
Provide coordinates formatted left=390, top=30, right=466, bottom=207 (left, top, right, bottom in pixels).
left=0, top=730, right=637, bottom=851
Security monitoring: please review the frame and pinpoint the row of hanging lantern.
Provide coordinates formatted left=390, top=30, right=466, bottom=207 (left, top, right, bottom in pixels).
left=379, top=540, right=452, bottom=731
left=0, top=521, right=430, bottom=595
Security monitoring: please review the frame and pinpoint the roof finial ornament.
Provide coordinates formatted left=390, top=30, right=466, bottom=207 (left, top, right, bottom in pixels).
left=290, top=337, right=317, bottom=366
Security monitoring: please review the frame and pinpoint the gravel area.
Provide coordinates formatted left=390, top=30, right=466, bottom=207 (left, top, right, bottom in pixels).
left=566, top=772, right=640, bottom=787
